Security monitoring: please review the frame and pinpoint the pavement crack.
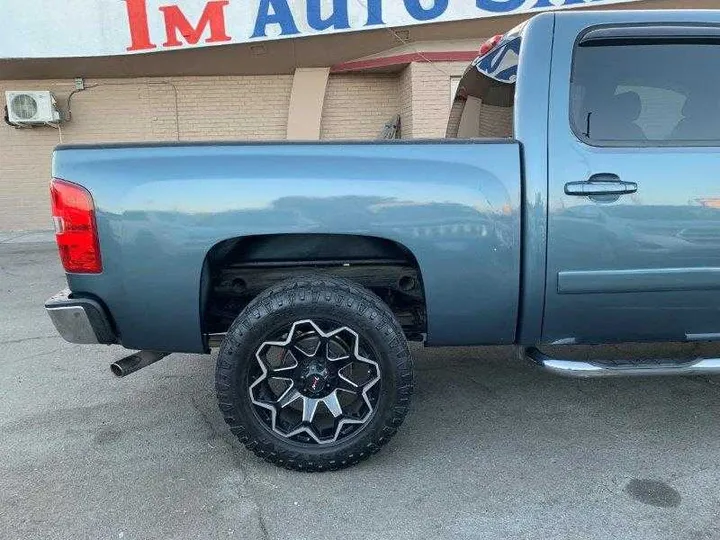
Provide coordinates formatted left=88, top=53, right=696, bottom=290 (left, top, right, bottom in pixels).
left=257, top=510, right=271, bottom=540
left=1, top=335, right=58, bottom=345
left=464, top=375, right=496, bottom=394
left=189, top=396, right=224, bottom=441
left=23, top=349, right=61, bottom=362
left=205, top=405, right=273, bottom=540
left=188, top=396, right=242, bottom=455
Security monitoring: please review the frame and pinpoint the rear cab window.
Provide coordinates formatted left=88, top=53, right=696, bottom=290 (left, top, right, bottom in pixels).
left=446, top=23, right=526, bottom=139
left=571, top=26, right=720, bottom=146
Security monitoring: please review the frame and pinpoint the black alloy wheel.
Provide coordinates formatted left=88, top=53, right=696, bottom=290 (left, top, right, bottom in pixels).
left=215, top=276, right=414, bottom=471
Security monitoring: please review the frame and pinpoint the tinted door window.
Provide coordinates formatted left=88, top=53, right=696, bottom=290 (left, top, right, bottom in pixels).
left=571, top=41, right=720, bottom=144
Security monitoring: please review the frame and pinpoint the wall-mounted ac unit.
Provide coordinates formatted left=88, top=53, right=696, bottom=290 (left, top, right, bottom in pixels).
left=5, top=91, right=61, bottom=125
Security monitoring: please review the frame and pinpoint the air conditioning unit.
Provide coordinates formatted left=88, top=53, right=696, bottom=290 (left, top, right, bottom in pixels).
left=5, top=91, right=61, bottom=125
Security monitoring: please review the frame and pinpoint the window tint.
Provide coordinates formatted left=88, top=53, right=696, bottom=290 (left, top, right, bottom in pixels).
left=571, top=40, right=720, bottom=144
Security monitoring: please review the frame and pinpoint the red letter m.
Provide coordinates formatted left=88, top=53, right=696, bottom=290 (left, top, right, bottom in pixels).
left=160, top=0, right=232, bottom=47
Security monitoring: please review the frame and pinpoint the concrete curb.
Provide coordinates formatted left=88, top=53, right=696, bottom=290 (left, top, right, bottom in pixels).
left=0, top=230, right=55, bottom=244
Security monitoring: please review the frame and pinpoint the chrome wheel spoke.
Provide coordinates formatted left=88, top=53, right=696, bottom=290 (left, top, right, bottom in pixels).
left=322, top=391, right=343, bottom=418
left=274, top=382, right=296, bottom=406
left=301, top=397, right=320, bottom=424
left=270, top=365, right=296, bottom=376
left=278, top=389, right=302, bottom=409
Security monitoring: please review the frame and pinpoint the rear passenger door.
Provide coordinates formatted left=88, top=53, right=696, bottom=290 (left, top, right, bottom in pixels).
left=545, top=21, right=720, bottom=344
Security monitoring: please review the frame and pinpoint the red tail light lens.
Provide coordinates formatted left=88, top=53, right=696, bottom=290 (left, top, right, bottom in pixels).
left=50, top=179, right=102, bottom=273
left=479, top=34, right=503, bottom=57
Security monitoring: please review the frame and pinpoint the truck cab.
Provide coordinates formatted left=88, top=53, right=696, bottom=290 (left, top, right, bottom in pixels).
left=451, top=10, right=720, bottom=347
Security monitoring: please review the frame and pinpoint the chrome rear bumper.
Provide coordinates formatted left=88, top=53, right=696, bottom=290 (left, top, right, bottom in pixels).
left=45, top=289, right=116, bottom=345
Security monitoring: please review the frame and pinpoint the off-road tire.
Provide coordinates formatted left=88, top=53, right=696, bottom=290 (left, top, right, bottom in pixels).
left=215, top=275, right=414, bottom=471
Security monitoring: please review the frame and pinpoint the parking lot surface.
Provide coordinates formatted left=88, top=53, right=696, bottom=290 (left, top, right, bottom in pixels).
left=2, top=242, right=719, bottom=540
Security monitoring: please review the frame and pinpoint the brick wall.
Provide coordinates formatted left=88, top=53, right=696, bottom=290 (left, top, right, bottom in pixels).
left=0, top=75, right=292, bottom=230
left=479, top=103, right=514, bottom=138
left=399, top=66, right=413, bottom=139
left=401, top=61, right=468, bottom=139
left=320, top=64, right=473, bottom=141
left=172, top=76, right=292, bottom=141
left=320, top=73, right=399, bottom=140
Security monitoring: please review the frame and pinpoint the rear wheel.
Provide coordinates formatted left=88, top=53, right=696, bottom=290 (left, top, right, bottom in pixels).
left=215, top=276, right=413, bottom=471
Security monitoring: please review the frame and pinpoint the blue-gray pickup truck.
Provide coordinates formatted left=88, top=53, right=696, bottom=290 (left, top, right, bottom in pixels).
left=45, top=9, right=720, bottom=470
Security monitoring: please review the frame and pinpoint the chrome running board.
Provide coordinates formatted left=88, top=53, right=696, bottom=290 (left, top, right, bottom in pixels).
left=524, top=347, right=720, bottom=378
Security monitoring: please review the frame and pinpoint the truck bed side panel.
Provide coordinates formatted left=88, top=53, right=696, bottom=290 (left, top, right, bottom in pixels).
left=53, top=140, right=521, bottom=353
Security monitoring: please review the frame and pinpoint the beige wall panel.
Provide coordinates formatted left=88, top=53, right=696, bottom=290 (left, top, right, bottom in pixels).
left=287, top=68, right=330, bottom=140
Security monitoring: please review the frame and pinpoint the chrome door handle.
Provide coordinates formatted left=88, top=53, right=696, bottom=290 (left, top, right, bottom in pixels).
left=565, top=174, right=637, bottom=196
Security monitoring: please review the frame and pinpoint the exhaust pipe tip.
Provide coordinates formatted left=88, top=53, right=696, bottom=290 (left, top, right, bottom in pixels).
left=110, top=362, right=125, bottom=377
left=110, top=351, right=169, bottom=377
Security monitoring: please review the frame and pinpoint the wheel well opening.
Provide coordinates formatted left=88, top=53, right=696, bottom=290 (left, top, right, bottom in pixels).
left=202, top=234, right=426, bottom=343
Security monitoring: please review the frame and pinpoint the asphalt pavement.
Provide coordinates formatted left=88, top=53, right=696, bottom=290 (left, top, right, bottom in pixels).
left=1, top=241, right=720, bottom=540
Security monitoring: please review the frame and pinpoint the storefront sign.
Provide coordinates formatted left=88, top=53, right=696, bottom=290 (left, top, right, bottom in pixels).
left=2, top=0, right=642, bottom=59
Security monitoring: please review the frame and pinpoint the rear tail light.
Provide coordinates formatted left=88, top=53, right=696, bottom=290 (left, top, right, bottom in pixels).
left=50, top=178, right=102, bottom=273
